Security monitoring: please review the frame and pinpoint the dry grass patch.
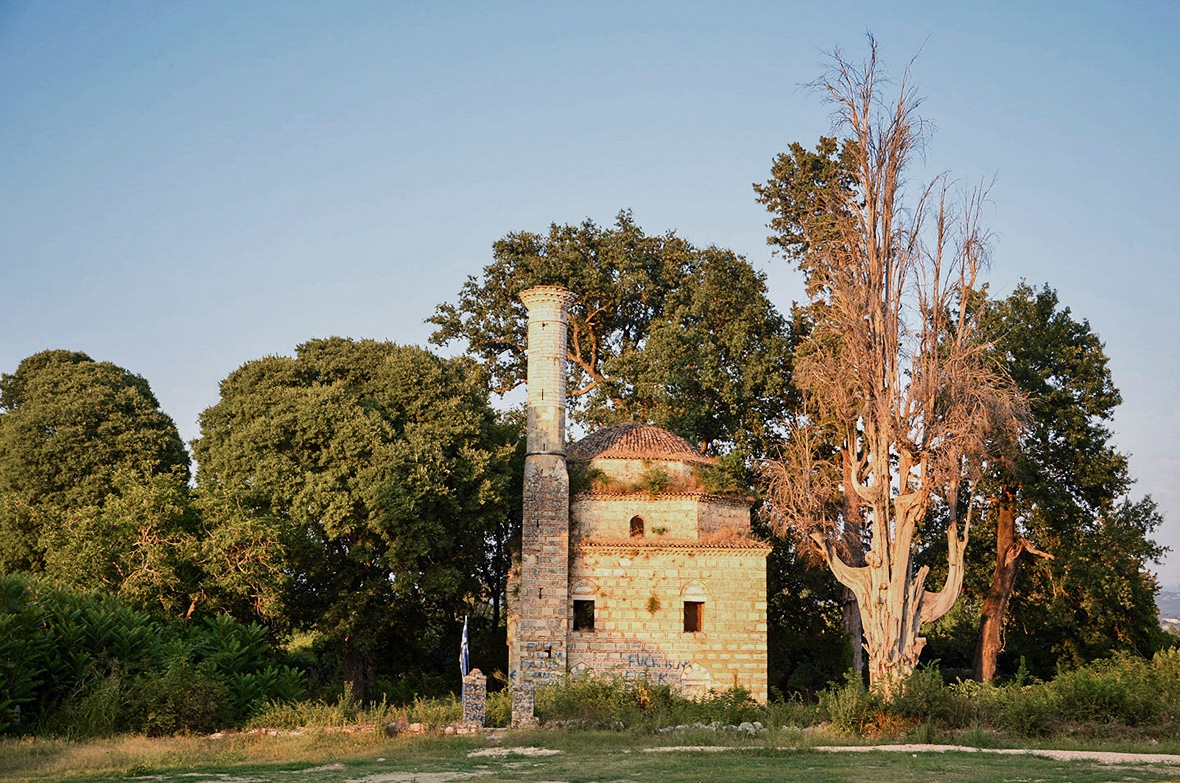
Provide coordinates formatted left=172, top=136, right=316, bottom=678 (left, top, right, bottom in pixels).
left=0, top=730, right=401, bottom=781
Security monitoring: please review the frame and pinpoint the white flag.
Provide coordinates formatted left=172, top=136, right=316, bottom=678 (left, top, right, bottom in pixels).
left=459, top=615, right=470, bottom=678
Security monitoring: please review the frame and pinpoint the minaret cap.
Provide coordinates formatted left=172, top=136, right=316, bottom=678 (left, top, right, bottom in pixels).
left=519, top=285, right=577, bottom=309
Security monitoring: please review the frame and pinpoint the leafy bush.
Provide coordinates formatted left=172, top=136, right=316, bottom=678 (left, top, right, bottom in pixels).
left=405, top=693, right=462, bottom=726
left=976, top=681, right=1059, bottom=738
left=891, top=664, right=973, bottom=728
left=808, top=653, right=1180, bottom=740
left=485, top=688, right=512, bottom=727
left=1051, top=655, right=1155, bottom=725
left=693, top=685, right=759, bottom=726
left=1150, top=647, right=1180, bottom=720
left=187, top=615, right=307, bottom=724
left=0, top=575, right=46, bottom=733
left=0, top=575, right=306, bottom=737
left=818, top=672, right=882, bottom=733
left=36, top=672, right=126, bottom=739
left=531, top=674, right=759, bottom=730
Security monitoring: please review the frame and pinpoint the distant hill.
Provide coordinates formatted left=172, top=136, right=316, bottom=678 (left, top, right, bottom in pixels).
left=1158, top=590, right=1180, bottom=634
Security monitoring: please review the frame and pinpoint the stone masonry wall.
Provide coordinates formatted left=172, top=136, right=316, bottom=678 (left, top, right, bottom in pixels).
left=567, top=545, right=769, bottom=701
left=591, top=457, right=696, bottom=485
left=510, top=286, right=577, bottom=694
left=571, top=495, right=701, bottom=539
left=511, top=454, right=570, bottom=686
left=570, top=494, right=752, bottom=540
left=695, top=503, right=750, bottom=536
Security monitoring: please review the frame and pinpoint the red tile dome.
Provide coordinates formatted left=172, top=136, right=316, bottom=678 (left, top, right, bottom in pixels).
left=568, top=423, right=715, bottom=465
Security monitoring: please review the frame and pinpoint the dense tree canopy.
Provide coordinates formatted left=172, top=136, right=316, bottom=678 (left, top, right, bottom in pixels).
left=968, top=284, right=1164, bottom=678
left=754, top=135, right=858, bottom=297
left=1008, top=496, right=1166, bottom=674
left=40, top=467, right=202, bottom=616
left=192, top=338, right=516, bottom=689
left=429, top=211, right=795, bottom=458
left=0, top=350, right=192, bottom=585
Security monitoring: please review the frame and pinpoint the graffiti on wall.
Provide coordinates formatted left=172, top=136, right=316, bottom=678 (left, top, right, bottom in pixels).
left=511, top=641, right=566, bottom=684
left=617, top=651, right=691, bottom=684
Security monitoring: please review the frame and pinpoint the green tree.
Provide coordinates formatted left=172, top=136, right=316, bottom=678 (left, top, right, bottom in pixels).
left=0, top=350, right=191, bottom=577
left=192, top=338, right=515, bottom=693
left=428, top=211, right=795, bottom=458
left=1006, top=496, right=1166, bottom=676
left=969, top=284, right=1164, bottom=679
left=606, top=247, right=797, bottom=456
left=754, top=136, right=858, bottom=297
left=41, top=466, right=202, bottom=617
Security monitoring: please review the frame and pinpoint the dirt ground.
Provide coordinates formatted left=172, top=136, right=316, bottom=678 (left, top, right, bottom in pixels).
left=642, top=743, right=1180, bottom=765
left=815, top=744, right=1180, bottom=765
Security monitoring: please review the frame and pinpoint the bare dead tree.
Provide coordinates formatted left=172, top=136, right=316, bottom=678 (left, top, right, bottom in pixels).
left=762, top=37, right=1021, bottom=695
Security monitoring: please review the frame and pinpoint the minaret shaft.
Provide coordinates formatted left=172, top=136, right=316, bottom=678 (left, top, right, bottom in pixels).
left=509, top=286, right=576, bottom=722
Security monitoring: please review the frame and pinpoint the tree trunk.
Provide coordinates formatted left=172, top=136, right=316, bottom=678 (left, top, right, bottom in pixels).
left=843, top=586, right=864, bottom=674
left=973, top=487, right=1051, bottom=682
left=814, top=501, right=969, bottom=698
left=341, top=644, right=375, bottom=701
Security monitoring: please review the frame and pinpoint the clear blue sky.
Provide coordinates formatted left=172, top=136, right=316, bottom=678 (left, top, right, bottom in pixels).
left=3, top=2, right=1178, bottom=580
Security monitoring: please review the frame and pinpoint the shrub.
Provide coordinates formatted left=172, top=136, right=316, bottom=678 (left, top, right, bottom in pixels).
left=36, top=671, right=127, bottom=739
left=0, top=576, right=307, bottom=737
left=1151, top=647, right=1180, bottom=721
left=132, top=647, right=228, bottom=736
left=892, top=665, right=972, bottom=728
left=818, top=672, right=882, bottom=733
left=0, top=574, right=47, bottom=733
left=1051, top=654, right=1156, bottom=725
left=485, top=689, right=512, bottom=728
left=187, top=615, right=307, bottom=723
left=405, top=693, right=462, bottom=726
left=977, top=681, right=1059, bottom=738
left=693, top=685, right=759, bottom=726
left=20, top=580, right=164, bottom=735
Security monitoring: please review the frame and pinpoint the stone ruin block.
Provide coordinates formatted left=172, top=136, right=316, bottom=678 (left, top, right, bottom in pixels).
left=462, top=668, right=487, bottom=726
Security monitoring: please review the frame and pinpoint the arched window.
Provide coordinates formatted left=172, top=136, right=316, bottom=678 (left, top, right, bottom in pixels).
left=630, top=516, right=645, bottom=538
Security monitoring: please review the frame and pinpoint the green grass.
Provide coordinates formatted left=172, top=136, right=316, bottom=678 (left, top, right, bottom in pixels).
left=12, top=659, right=1180, bottom=781
left=5, top=729, right=1180, bottom=783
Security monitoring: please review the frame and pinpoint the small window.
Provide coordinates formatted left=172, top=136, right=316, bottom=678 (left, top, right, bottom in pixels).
left=630, top=516, right=645, bottom=538
left=683, top=601, right=704, bottom=633
left=573, top=599, right=595, bottom=632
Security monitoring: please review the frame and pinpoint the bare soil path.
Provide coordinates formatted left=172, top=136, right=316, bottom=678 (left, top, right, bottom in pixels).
left=812, top=743, right=1180, bottom=765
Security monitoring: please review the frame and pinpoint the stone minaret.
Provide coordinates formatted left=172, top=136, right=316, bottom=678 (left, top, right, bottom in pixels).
left=509, top=285, right=576, bottom=722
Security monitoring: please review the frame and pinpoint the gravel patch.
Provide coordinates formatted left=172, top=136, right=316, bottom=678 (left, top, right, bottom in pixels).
left=350, top=774, right=492, bottom=783
left=812, top=744, right=1180, bottom=765
left=466, top=747, right=564, bottom=758
left=645, top=743, right=1180, bottom=765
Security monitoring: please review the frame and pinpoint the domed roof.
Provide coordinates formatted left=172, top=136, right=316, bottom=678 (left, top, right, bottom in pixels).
left=568, top=423, right=715, bottom=465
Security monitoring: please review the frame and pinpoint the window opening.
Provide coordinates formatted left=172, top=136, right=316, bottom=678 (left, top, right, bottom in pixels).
left=573, top=599, right=596, bottom=632
left=630, top=516, right=645, bottom=538
left=683, top=601, right=704, bottom=633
